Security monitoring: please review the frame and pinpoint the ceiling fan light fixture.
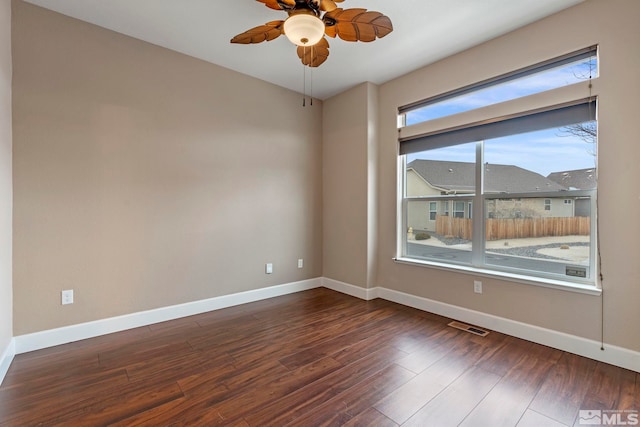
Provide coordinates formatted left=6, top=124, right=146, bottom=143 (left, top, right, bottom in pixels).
left=283, top=14, right=325, bottom=47
left=231, top=2, right=393, bottom=68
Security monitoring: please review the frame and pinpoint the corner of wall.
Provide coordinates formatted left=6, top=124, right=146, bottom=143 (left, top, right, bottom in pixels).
left=322, top=83, right=381, bottom=290
left=0, top=338, right=15, bottom=385
left=0, top=0, right=14, bottom=386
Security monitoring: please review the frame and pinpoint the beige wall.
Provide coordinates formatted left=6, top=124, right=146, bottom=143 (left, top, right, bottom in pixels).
left=323, top=83, right=378, bottom=288
left=0, top=0, right=12, bottom=353
left=12, top=1, right=323, bottom=335
left=374, top=0, right=640, bottom=351
left=406, top=169, right=439, bottom=198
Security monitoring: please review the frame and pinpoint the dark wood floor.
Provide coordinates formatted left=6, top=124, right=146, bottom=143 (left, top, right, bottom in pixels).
left=0, top=288, right=637, bottom=426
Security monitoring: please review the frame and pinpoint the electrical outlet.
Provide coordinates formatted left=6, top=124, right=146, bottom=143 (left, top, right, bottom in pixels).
left=265, top=263, right=273, bottom=274
left=473, top=280, right=483, bottom=294
left=61, top=289, right=74, bottom=305
left=297, top=259, right=304, bottom=269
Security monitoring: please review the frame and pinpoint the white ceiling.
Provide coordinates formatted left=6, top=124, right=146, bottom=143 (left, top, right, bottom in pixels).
left=24, top=0, right=583, bottom=100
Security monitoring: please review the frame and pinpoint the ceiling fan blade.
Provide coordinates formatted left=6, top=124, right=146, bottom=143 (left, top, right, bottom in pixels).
left=230, top=21, right=285, bottom=44
left=297, top=37, right=330, bottom=67
left=256, top=0, right=295, bottom=10
left=319, top=0, right=338, bottom=12
left=256, top=0, right=280, bottom=10
left=323, top=8, right=393, bottom=42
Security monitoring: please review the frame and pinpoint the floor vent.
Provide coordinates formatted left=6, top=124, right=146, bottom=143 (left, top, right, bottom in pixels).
left=448, top=321, right=490, bottom=337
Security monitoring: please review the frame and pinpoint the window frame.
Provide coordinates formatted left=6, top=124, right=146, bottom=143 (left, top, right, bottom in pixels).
left=395, top=48, right=600, bottom=293
left=429, top=201, right=437, bottom=221
left=453, top=201, right=466, bottom=219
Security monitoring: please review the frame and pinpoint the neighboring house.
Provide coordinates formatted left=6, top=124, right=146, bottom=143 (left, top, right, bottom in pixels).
left=407, top=160, right=572, bottom=232
left=547, top=168, right=597, bottom=217
left=547, top=167, right=597, bottom=190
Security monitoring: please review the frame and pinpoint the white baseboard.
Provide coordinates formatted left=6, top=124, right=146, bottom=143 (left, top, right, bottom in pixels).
left=9, top=277, right=639, bottom=374
left=322, top=277, right=379, bottom=300
left=0, top=338, right=16, bottom=386
left=14, top=278, right=322, bottom=355
left=376, top=287, right=640, bottom=373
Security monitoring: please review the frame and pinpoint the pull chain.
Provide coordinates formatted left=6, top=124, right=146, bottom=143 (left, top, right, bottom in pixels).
left=310, top=45, right=314, bottom=106
left=588, top=52, right=605, bottom=351
left=301, top=45, right=316, bottom=107
left=302, top=46, right=306, bottom=107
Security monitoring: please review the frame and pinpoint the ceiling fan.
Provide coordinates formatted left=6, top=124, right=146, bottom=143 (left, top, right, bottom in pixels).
left=231, top=0, right=393, bottom=67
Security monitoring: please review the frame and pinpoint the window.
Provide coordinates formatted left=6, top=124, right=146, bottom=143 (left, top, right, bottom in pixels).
left=398, top=48, right=598, bottom=286
left=402, top=46, right=597, bottom=126
left=429, top=202, right=437, bottom=221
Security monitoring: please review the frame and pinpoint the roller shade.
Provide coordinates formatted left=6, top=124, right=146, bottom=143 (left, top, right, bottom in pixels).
left=399, top=99, right=596, bottom=156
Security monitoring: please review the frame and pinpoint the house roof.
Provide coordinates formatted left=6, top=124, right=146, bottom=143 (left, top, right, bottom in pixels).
left=547, top=168, right=597, bottom=190
left=407, top=159, right=566, bottom=194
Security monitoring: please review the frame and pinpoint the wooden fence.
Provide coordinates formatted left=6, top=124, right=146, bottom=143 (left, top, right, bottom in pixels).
left=435, top=215, right=590, bottom=241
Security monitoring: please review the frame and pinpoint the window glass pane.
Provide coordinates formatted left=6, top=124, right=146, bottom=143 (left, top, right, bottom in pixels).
left=429, top=202, right=437, bottom=220
left=404, top=55, right=597, bottom=126
left=484, top=197, right=591, bottom=279
left=401, top=117, right=597, bottom=283
left=405, top=143, right=475, bottom=267
left=484, top=120, right=597, bottom=193
left=406, top=199, right=473, bottom=265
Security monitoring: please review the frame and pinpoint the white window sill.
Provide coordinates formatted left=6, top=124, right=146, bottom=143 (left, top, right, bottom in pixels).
left=393, top=257, right=601, bottom=296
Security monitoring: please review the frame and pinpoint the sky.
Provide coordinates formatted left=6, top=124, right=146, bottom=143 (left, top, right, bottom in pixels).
left=404, top=56, right=597, bottom=176
left=411, top=125, right=597, bottom=177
